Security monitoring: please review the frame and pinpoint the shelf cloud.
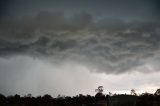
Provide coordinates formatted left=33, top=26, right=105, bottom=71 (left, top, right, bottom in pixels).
left=0, top=11, right=160, bottom=74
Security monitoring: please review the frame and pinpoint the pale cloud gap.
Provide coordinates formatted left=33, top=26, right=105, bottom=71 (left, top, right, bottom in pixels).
left=0, top=11, right=160, bottom=74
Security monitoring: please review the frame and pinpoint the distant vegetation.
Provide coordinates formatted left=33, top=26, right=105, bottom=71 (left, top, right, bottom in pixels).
left=0, top=87, right=160, bottom=106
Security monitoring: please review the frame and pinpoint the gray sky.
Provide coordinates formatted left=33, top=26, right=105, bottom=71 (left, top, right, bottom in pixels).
left=0, top=0, right=160, bottom=97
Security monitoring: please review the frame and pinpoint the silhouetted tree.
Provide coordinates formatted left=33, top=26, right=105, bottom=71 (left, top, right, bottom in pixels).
left=154, top=89, right=160, bottom=95
left=0, top=93, right=6, bottom=104
left=109, top=92, right=112, bottom=96
left=26, top=93, right=32, bottom=98
left=131, top=89, right=137, bottom=96
left=95, top=86, right=104, bottom=94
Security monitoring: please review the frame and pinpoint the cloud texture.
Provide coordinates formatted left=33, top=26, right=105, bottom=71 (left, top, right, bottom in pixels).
left=0, top=12, right=160, bottom=74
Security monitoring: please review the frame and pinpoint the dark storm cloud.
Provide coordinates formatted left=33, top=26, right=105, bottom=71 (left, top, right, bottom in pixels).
left=1, top=0, right=159, bottom=20
left=0, top=11, right=160, bottom=74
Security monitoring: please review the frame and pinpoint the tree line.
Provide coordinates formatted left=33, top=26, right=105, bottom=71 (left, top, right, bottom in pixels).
left=0, top=87, right=159, bottom=106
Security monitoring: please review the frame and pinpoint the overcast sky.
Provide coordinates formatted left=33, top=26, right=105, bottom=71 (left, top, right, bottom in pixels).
left=0, top=0, right=160, bottom=97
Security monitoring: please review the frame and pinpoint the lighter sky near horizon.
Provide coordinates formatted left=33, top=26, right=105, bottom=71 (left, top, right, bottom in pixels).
left=0, top=0, right=160, bottom=97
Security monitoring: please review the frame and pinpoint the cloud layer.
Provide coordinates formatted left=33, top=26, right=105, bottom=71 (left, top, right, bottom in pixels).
left=0, top=12, right=160, bottom=74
